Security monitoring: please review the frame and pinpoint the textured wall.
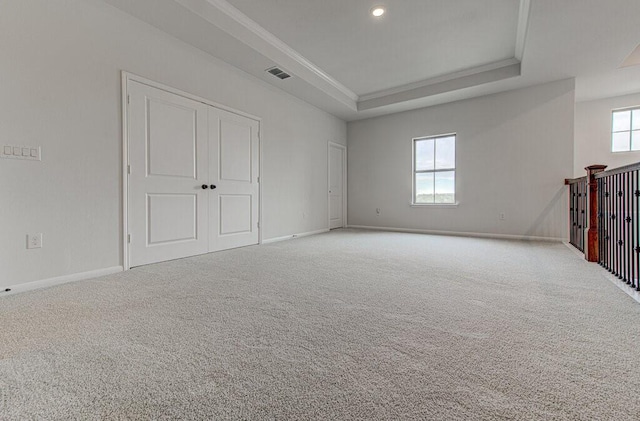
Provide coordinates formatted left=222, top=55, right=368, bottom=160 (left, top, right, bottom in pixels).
left=575, top=92, right=640, bottom=177
left=348, top=79, right=575, bottom=240
left=0, top=0, right=346, bottom=287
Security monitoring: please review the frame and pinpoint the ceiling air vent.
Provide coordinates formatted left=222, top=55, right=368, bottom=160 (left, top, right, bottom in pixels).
left=266, top=67, right=292, bottom=80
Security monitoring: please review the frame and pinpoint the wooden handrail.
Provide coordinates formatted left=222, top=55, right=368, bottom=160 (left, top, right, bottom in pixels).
left=594, top=161, right=640, bottom=178
left=565, top=176, right=587, bottom=185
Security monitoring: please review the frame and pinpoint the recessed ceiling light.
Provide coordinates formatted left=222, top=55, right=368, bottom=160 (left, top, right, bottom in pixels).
left=371, top=6, right=385, bottom=17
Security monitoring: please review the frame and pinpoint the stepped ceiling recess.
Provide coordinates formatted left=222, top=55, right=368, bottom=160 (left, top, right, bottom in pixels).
left=103, top=0, right=640, bottom=121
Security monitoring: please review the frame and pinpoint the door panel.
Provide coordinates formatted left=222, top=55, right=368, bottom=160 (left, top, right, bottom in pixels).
left=220, top=120, right=252, bottom=182
left=209, top=107, right=259, bottom=251
left=147, top=99, right=198, bottom=178
left=128, top=81, right=209, bottom=267
left=329, top=144, right=345, bottom=229
left=219, top=195, right=253, bottom=235
left=147, top=194, right=197, bottom=245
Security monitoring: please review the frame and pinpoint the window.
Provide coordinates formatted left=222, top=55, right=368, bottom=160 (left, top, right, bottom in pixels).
left=413, top=134, right=456, bottom=204
left=612, top=107, right=640, bottom=152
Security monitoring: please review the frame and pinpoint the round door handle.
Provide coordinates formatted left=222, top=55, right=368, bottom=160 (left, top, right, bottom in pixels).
left=210, top=185, right=217, bottom=190
left=201, top=184, right=209, bottom=189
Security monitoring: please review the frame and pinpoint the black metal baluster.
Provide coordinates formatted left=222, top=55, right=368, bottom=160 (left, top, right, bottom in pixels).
left=611, top=174, right=616, bottom=274
left=606, top=176, right=611, bottom=271
left=629, top=171, right=638, bottom=287
left=619, top=173, right=624, bottom=279
left=576, top=183, right=579, bottom=249
left=626, top=171, right=632, bottom=285
left=617, top=173, right=623, bottom=279
left=601, top=178, right=606, bottom=267
left=611, top=175, right=618, bottom=276
left=569, top=184, right=577, bottom=247
left=610, top=175, right=614, bottom=272
left=578, top=181, right=587, bottom=253
left=597, top=178, right=604, bottom=266
left=624, top=172, right=627, bottom=281
left=636, top=170, right=640, bottom=291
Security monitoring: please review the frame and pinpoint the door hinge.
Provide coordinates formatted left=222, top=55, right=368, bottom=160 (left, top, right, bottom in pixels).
left=127, top=234, right=131, bottom=243
left=127, top=94, right=130, bottom=104
left=127, top=165, right=131, bottom=175
left=257, top=222, right=260, bottom=229
left=257, top=176, right=260, bottom=183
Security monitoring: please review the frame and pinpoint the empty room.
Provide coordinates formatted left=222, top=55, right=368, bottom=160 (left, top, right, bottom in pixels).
left=2, top=0, right=640, bottom=419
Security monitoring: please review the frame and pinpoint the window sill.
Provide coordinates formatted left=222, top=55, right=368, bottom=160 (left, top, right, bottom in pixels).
left=410, top=202, right=459, bottom=208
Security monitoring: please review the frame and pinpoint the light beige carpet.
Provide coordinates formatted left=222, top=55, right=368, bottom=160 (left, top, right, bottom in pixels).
left=1, top=229, right=640, bottom=420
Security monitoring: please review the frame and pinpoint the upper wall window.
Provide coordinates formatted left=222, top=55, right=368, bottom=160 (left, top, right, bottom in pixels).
left=413, top=134, right=456, bottom=204
left=612, top=107, right=640, bottom=152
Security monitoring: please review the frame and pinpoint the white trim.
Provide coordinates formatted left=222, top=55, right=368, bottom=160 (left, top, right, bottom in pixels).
left=410, top=203, right=459, bottom=208
left=262, top=229, right=330, bottom=244
left=562, top=242, right=640, bottom=304
left=328, top=142, right=348, bottom=229
left=123, top=72, right=261, bottom=121
left=121, top=71, right=262, bottom=269
left=258, top=125, right=263, bottom=245
left=359, top=59, right=520, bottom=103
left=515, top=0, right=532, bottom=61
left=347, top=225, right=566, bottom=242
left=121, top=72, right=130, bottom=270
left=599, top=267, right=640, bottom=304
left=0, top=267, right=124, bottom=297
left=174, top=0, right=358, bottom=106
left=412, top=134, right=457, bottom=206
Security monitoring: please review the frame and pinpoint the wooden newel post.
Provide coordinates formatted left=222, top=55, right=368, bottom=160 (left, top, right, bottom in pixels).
left=585, top=165, right=607, bottom=262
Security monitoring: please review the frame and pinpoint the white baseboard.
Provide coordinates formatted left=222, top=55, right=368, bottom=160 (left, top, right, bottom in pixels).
left=263, top=228, right=330, bottom=244
left=1, top=266, right=124, bottom=297
left=346, top=225, right=566, bottom=242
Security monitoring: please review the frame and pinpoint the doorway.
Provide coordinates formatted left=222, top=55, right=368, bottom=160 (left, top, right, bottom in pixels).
left=328, top=142, right=347, bottom=229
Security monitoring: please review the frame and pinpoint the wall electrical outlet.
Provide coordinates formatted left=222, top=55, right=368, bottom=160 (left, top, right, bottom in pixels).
left=499, top=213, right=506, bottom=221
left=376, top=208, right=381, bottom=215
left=27, top=233, right=43, bottom=249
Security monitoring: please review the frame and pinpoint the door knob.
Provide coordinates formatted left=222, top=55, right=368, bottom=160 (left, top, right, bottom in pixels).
left=210, top=185, right=217, bottom=190
left=201, top=184, right=209, bottom=189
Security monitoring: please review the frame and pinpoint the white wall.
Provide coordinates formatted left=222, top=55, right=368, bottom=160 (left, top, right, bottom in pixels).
left=0, top=0, right=346, bottom=288
left=575, top=93, right=640, bottom=177
left=347, top=79, right=575, bottom=240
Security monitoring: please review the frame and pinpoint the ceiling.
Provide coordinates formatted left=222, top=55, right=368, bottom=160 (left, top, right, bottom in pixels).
left=102, top=0, right=640, bottom=121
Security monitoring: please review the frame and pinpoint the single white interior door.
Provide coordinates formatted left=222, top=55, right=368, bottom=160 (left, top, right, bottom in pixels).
left=128, top=81, right=209, bottom=267
left=329, top=143, right=346, bottom=229
left=209, top=107, right=260, bottom=251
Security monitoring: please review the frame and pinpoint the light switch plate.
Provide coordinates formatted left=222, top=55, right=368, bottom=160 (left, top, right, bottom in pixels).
left=1, top=145, right=41, bottom=161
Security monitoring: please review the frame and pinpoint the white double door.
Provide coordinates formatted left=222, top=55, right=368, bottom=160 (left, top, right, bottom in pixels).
left=128, top=81, right=259, bottom=267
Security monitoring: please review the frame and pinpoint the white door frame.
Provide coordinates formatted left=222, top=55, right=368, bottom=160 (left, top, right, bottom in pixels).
left=121, top=71, right=262, bottom=270
left=328, top=142, right=347, bottom=229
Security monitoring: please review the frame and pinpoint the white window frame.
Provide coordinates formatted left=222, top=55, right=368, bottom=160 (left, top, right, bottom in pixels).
left=412, top=133, right=457, bottom=206
left=612, top=106, right=640, bottom=153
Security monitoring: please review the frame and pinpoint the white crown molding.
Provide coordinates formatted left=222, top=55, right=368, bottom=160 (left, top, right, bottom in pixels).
left=358, top=60, right=521, bottom=111
left=175, top=0, right=358, bottom=105
left=118, top=0, right=531, bottom=116
left=359, top=58, right=521, bottom=102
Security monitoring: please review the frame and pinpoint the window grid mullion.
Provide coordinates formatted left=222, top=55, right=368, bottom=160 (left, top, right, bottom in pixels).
left=415, top=169, right=455, bottom=174
left=612, top=108, right=639, bottom=152
left=413, top=134, right=456, bottom=204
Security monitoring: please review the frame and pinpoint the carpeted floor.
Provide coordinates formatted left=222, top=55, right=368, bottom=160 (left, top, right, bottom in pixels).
left=1, top=229, right=640, bottom=420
